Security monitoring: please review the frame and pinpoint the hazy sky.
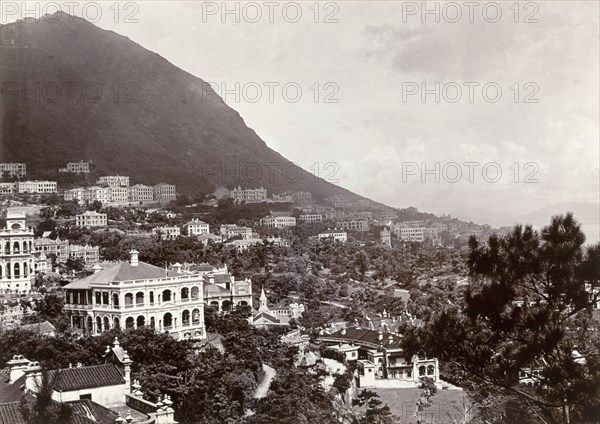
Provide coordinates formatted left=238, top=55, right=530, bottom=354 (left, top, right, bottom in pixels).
left=4, top=1, right=599, bottom=215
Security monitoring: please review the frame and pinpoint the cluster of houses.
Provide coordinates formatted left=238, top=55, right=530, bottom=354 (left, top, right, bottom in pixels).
left=65, top=176, right=176, bottom=205
left=0, top=338, right=179, bottom=423
left=0, top=210, right=103, bottom=294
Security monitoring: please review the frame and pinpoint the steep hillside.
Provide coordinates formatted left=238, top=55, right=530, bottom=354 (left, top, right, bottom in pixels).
left=0, top=12, right=367, bottom=202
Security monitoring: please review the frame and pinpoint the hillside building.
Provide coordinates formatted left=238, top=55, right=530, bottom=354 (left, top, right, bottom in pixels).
left=0, top=162, right=26, bottom=177
left=380, top=227, right=391, bottom=248
left=76, top=211, right=107, bottom=228
left=299, top=213, right=323, bottom=223
left=97, top=175, right=130, bottom=187
left=337, top=218, right=370, bottom=232
left=318, top=327, right=439, bottom=389
left=230, top=186, right=267, bottom=204
left=318, top=229, right=347, bottom=243
left=153, top=183, right=177, bottom=202
left=16, top=180, right=57, bottom=194
left=253, top=287, right=305, bottom=328
left=152, top=226, right=180, bottom=240
left=185, top=219, right=210, bottom=236
left=60, top=160, right=90, bottom=173
left=0, top=210, right=35, bottom=293
left=260, top=216, right=296, bottom=228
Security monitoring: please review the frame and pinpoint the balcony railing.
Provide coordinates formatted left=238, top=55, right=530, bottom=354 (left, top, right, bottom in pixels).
left=182, top=320, right=190, bottom=326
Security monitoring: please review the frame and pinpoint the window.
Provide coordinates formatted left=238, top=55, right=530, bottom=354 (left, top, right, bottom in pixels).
left=79, top=394, right=91, bottom=400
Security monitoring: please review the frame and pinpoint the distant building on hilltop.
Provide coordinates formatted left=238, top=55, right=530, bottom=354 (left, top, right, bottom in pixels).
left=185, top=219, right=210, bottom=236
left=337, top=218, right=370, bottom=232
left=59, top=160, right=90, bottom=173
left=380, top=227, right=391, bottom=248
left=260, top=215, right=296, bottom=228
left=0, top=162, right=26, bottom=177
left=16, top=180, right=57, bottom=194
left=0, top=209, right=35, bottom=293
left=230, top=186, right=267, bottom=204
left=97, top=175, right=130, bottom=187
left=153, top=183, right=177, bottom=202
left=76, top=211, right=107, bottom=228
left=318, top=228, right=348, bottom=243
left=253, top=287, right=305, bottom=328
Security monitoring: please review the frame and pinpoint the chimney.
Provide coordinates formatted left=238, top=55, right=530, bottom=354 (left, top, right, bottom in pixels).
left=129, top=250, right=139, bottom=267
left=122, top=351, right=133, bottom=390
left=24, top=361, right=42, bottom=393
left=7, top=355, right=30, bottom=384
left=173, top=263, right=182, bottom=274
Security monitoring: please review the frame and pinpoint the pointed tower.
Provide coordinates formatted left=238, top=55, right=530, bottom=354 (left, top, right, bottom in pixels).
left=258, top=287, right=269, bottom=313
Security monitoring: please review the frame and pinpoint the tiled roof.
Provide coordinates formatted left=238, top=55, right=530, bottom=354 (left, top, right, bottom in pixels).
left=49, top=364, right=124, bottom=392
left=323, top=328, right=403, bottom=350
left=0, top=398, right=107, bottom=424
left=211, top=274, right=232, bottom=284
left=0, top=375, right=26, bottom=403
left=0, top=402, right=26, bottom=424
left=20, top=321, right=56, bottom=334
left=64, top=261, right=179, bottom=289
left=204, top=284, right=230, bottom=295
left=253, top=312, right=281, bottom=323
left=66, top=399, right=119, bottom=424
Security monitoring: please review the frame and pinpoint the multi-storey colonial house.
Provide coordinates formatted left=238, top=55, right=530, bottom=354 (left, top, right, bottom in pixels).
left=62, top=256, right=253, bottom=341
left=318, top=327, right=440, bottom=389
left=62, top=250, right=206, bottom=341
left=0, top=210, right=35, bottom=293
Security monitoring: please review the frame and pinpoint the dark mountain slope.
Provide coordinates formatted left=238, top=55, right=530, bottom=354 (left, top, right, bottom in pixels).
left=0, top=12, right=371, bottom=202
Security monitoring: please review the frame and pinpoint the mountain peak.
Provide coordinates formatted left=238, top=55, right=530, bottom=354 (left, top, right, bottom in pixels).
left=1, top=14, right=367, bottom=202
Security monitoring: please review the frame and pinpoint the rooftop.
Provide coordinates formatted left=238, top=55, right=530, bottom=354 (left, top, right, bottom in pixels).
left=63, top=260, right=180, bottom=289
left=50, top=364, right=125, bottom=392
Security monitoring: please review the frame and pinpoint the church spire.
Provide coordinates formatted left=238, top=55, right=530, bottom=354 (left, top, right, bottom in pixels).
left=258, top=287, right=269, bottom=313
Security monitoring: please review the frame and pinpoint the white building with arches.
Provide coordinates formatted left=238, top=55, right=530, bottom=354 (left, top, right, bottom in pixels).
left=0, top=210, right=36, bottom=293
left=62, top=250, right=206, bottom=341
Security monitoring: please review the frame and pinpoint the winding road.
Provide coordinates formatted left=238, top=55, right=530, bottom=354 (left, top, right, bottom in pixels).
left=254, top=364, right=276, bottom=399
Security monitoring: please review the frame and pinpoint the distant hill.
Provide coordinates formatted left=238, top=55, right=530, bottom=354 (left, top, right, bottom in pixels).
left=451, top=202, right=600, bottom=227
left=0, top=13, right=372, bottom=203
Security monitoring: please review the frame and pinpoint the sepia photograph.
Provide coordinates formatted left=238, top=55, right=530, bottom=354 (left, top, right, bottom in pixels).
left=0, top=1, right=599, bottom=423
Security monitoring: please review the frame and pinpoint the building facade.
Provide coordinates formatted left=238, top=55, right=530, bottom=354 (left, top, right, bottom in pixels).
left=220, top=225, right=253, bottom=240
left=35, top=237, right=99, bottom=265
left=318, top=328, right=440, bottom=389
left=185, top=219, right=210, bottom=236
left=0, top=162, right=26, bottom=177
left=260, top=216, right=297, bottom=228
left=0, top=183, right=16, bottom=195
left=318, top=229, right=348, bottom=243
left=63, top=251, right=206, bottom=340
left=337, top=218, right=370, bottom=232
left=153, top=183, right=177, bottom=202
left=380, top=227, right=391, bottom=248
left=60, top=161, right=90, bottom=173
left=292, top=191, right=312, bottom=204
left=128, top=184, right=154, bottom=203
left=76, top=211, right=107, bottom=227
left=84, top=186, right=111, bottom=204
left=0, top=210, right=35, bottom=293
left=230, top=186, right=267, bottom=204
left=97, top=175, right=130, bottom=187
left=299, top=213, right=323, bottom=223
left=271, top=193, right=293, bottom=203
left=153, top=226, right=181, bottom=240
left=64, top=187, right=86, bottom=203
left=17, top=180, right=57, bottom=194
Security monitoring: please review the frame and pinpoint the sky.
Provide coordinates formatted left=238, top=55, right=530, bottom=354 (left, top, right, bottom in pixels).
left=3, top=1, right=599, bottom=217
